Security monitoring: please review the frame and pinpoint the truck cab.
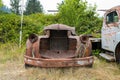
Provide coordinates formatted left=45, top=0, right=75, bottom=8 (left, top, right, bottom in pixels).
left=101, top=6, right=120, bottom=62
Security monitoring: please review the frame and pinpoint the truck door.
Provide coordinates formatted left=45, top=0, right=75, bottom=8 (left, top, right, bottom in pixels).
left=102, top=10, right=119, bottom=52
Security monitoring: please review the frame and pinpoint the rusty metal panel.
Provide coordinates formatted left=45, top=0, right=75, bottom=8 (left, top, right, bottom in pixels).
left=24, top=55, right=94, bottom=67
left=25, top=24, right=93, bottom=67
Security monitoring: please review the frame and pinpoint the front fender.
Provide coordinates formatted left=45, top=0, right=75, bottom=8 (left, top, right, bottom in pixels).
left=78, top=35, right=92, bottom=57
left=26, top=34, right=40, bottom=58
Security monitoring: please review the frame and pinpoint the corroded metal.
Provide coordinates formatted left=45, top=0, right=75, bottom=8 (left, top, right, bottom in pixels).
left=24, top=24, right=93, bottom=67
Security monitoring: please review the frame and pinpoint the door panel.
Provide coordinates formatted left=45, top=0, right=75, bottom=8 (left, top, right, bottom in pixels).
left=102, top=11, right=119, bottom=52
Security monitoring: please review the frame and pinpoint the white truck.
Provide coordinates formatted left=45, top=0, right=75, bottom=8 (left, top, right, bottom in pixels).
left=93, top=5, right=120, bottom=62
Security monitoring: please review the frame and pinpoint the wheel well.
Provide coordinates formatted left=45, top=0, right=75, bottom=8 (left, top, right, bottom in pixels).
left=115, top=42, right=120, bottom=62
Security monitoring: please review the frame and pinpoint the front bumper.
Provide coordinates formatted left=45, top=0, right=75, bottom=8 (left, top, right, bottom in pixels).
left=24, top=55, right=94, bottom=67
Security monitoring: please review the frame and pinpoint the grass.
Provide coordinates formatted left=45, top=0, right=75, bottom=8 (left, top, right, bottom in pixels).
left=0, top=43, right=120, bottom=80
left=0, top=43, right=25, bottom=63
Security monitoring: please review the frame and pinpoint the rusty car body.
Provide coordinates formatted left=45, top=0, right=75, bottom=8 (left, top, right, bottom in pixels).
left=24, top=24, right=94, bottom=67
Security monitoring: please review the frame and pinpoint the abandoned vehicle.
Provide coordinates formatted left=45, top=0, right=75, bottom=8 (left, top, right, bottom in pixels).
left=101, top=5, right=120, bottom=62
left=24, top=24, right=94, bottom=67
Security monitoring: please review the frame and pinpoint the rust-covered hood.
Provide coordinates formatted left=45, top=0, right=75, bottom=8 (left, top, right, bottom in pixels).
left=44, top=24, right=76, bottom=35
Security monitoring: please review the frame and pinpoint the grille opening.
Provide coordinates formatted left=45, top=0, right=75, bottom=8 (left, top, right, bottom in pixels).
left=40, top=30, right=77, bottom=58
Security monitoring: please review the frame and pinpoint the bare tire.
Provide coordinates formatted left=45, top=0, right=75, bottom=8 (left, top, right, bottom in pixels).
left=115, top=44, right=120, bottom=63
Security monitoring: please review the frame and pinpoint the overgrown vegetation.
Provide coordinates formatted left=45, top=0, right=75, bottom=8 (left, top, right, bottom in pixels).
left=0, top=13, right=59, bottom=43
left=0, top=0, right=102, bottom=44
left=92, top=49, right=101, bottom=56
left=58, top=0, right=102, bottom=35
left=0, top=0, right=3, bottom=7
left=0, top=43, right=25, bottom=63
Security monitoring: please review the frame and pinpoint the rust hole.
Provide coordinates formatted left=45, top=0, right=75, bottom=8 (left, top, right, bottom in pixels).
left=57, top=51, right=60, bottom=54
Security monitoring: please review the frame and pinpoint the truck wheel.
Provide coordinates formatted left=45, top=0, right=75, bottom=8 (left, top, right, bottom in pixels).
left=115, top=44, right=120, bottom=63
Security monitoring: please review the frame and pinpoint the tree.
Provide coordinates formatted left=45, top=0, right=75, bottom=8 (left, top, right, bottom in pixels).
left=10, top=0, right=20, bottom=14
left=58, top=0, right=102, bottom=35
left=25, top=0, right=43, bottom=15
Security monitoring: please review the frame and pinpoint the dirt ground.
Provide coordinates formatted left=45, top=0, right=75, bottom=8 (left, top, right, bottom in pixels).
left=0, top=57, right=120, bottom=80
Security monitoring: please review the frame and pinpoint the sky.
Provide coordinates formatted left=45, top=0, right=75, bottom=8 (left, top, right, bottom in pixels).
left=2, top=0, right=120, bottom=16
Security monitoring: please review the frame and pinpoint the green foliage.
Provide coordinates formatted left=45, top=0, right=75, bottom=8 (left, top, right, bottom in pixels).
left=0, top=13, right=59, bottom=43
left=58, top=0, right=102, bottom=35
left=0, top=0, right=3, bottom=7
left=0, top=14, right=36, bottom=43
left=92, top=49, right=101, bottom=56
left=10, top=0, right=20, bottom=14
left=25, top=0, right=43, bottom=15
left=0, top=43, right=25, bottom=63
left=0, top=14, right=20, bottom=43
left=32, top=13, right=59, bottom=25
left=0, top=0, right=103, bottom=44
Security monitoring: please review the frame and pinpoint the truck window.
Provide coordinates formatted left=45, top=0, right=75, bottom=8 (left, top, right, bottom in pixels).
left=106, top=11, right=118, bottom=24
